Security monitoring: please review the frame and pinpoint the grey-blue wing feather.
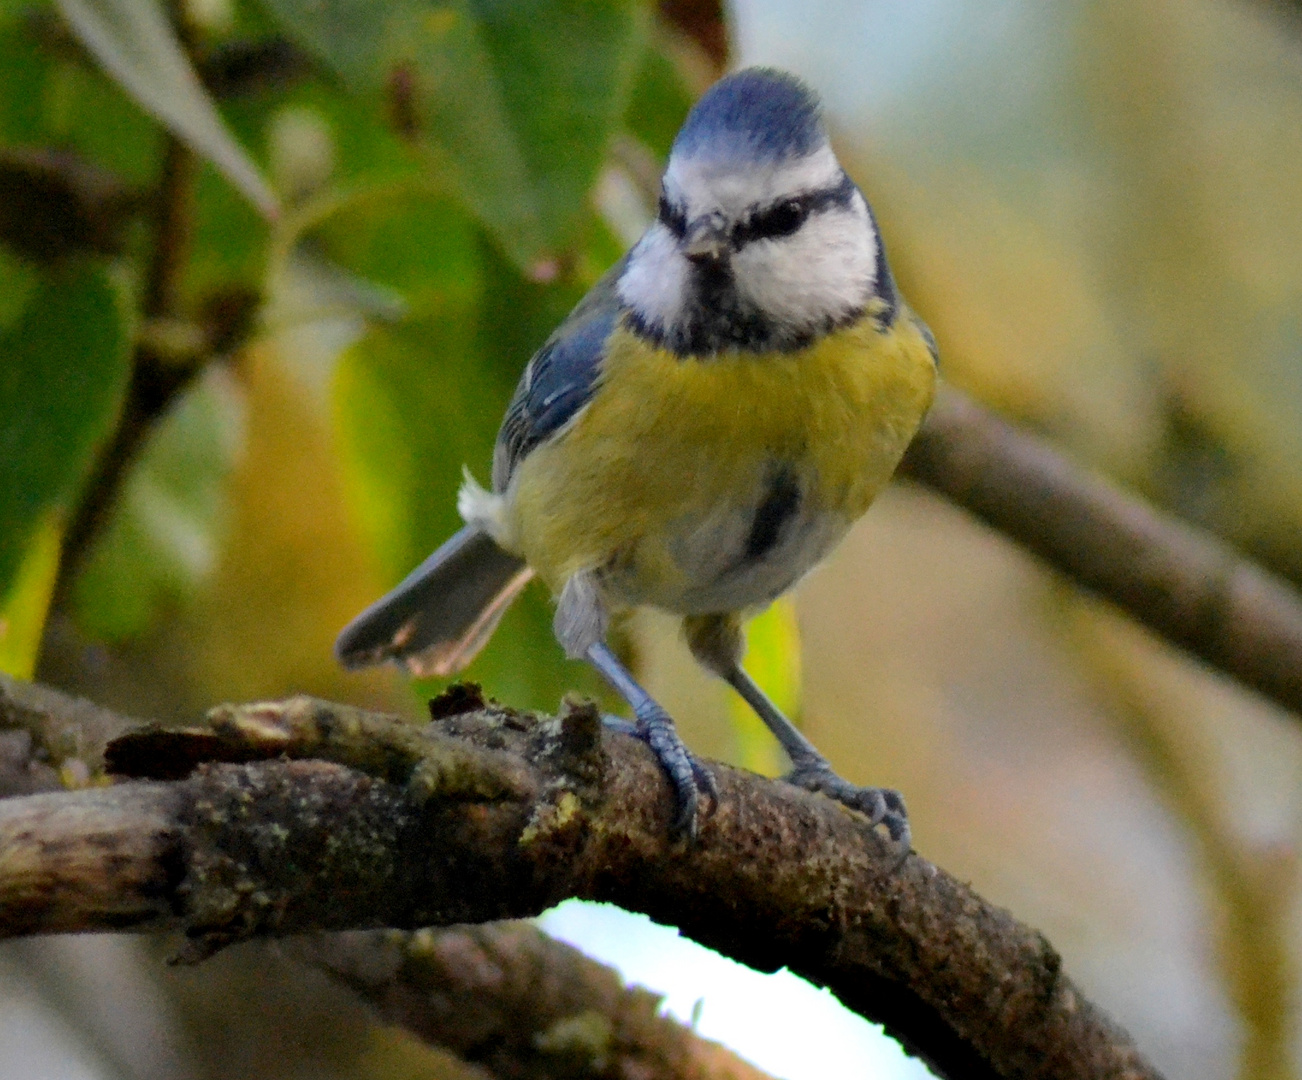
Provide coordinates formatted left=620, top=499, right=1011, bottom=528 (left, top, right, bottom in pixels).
left=492, top=257, right=627, bottom=491
left=334, top=525, right=525, bottom=670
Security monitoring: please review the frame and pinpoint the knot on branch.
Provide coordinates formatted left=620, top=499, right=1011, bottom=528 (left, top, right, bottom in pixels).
left=519, top=695, right=609, bottom=849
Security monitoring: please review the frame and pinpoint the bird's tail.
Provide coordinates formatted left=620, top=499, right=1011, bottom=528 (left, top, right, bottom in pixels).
left=335, top=526, right=533, bottom=678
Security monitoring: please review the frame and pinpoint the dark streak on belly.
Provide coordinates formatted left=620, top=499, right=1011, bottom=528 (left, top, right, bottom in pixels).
left=745, top=465, right=802, bottom=562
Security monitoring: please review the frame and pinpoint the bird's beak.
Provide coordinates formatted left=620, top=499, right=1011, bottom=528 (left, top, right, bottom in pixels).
left=682, top=215, right=730, bottom=264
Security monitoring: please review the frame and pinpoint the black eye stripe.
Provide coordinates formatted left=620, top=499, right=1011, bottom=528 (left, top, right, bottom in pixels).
left=659, top=173, right=858, bottom=249
left=733, top=172, right=857, bottom=248
left=658, top=193, right=687, bottom=238
left=748, top=198, right=806, bottom=241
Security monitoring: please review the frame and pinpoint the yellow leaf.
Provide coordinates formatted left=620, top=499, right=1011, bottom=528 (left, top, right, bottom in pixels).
left=0, top=511, right=63, bottom=679
left=728, top=597, right=802, bottom=777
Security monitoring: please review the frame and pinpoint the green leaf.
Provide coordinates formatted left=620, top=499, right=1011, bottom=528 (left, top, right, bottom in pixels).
left=187, top=158, right=269, bottom=297
left=334, top=308, right=496, bottom=580
left=466, top=0, right=647, bottom=262
left=72, top=370, right=245, bottom=641
left=0, top=18, right=56, bottom=146
left=0, top=0, right=31, bottom=23
left=0, top=30, right=162, bottom=187
left=55, top=0, right=280, bottom=217
left=624, top=32, right=694, bottom=159
left=260, top=0, right=646, bottom=268
left=316, top=187, right=481, bottom=320
left=0, top=244, right=37, bottom=329
left=330, top=205, right=604, bottom=708
left=0, top=263, right=131, bottom=602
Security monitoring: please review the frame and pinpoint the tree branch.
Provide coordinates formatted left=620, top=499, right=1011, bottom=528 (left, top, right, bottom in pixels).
left=0, top=672, right=135, bottom=795
left=900, top=385, right=1302, bottom=718
left=305, top=923, right=774, bottom=1080
left=0, top=676, right=772, bottom=1080
left=0, top=685, right=1163, bottom=1080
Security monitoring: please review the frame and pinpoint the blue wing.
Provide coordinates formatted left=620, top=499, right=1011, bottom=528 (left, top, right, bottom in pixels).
left=492, top=256, right=626, bottom=491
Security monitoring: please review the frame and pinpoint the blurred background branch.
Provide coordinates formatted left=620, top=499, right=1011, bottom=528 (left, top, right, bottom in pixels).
left=900, top=386, right=1302, bottom=719
left=306, top=924, right=775, bottom=1080
left=1059, top=597, right=1296, bottom=1080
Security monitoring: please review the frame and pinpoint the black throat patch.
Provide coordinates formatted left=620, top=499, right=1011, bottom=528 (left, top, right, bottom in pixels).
left=624, top=261, right=865, bottom=357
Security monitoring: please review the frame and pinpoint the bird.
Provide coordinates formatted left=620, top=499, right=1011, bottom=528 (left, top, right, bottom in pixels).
left=335, top=67, right=938, bottom=845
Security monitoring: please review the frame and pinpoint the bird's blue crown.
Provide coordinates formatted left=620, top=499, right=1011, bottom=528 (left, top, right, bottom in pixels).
left=670, top=68, right=824, bottom=164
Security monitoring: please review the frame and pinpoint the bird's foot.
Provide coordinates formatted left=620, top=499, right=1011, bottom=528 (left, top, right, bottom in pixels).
left=785, top=762, right=910, bottom=848
left=609, top=706, right=717, bottom=839
left=599, top=714, right=638, bottom=737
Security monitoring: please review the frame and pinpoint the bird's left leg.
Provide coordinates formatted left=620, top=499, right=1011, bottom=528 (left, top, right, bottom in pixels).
left=555, top=571, right=717, bottom=838
left=684, top=613, right=910, bottom=846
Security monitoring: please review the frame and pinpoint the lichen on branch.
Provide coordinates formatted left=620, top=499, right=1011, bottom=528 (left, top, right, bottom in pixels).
left=0, top=683, right=1163, bottom=1080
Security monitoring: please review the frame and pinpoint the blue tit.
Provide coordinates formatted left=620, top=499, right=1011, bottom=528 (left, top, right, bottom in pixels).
left=336, top=68, right=938, bottom=844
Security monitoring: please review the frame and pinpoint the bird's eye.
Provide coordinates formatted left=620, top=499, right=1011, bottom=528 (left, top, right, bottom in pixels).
left=751, top=198, right=805, bottom=240
left=658, top=194, right=687, bottom=237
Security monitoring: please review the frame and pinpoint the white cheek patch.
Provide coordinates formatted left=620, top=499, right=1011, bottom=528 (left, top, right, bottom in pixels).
left=616, top=223, right=690, bottom=332
left=620, top=151, right=880, bottom=347
left=734, top=194, right=877, bottom=330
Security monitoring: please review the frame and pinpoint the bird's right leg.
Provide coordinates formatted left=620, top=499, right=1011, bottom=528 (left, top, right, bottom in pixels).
left=685, top=612, right=909, bottom=847
left=555, top=572, right=716, bottom=838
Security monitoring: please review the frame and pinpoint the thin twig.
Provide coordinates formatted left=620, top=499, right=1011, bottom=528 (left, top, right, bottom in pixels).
left=899, top=384, right=1302, bottom=718
left=49, top=132, right=203, bottom=615
left=0, top=685, right=1163, bottom=1080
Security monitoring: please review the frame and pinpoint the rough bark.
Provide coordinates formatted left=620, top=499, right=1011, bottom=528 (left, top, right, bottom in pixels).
left=306, top=923, right=772, bottom=1080
left=0, top=687, right=1163, bottom=1080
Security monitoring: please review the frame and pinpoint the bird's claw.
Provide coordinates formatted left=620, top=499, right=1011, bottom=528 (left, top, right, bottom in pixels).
left=692, top=756, right=720, bottom=804
left=632, top=704, right=716, bottom=840
left=785, top=764, right=910, bottom=849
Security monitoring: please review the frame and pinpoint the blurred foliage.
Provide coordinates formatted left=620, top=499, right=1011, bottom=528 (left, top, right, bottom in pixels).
left=55, top=0, right=279, bottom=214
left=71, top=368, right=244, bottom=642
left=1062, top=592, right=1297, bottom=1080
left=0, top=0, right=715, bottom=723
left=0, top=511, right=61, bottom=678
left=0, top=265, right=129, bottom=675
left=260, top=0, right=645, bottom=269
left=2, top=1, right=1302, bottom=1078
left=821, top=0, right=1302, bottom=584
left=729, top=597, right=800, bottom=777
left=0, top=266, right=129, bottom=593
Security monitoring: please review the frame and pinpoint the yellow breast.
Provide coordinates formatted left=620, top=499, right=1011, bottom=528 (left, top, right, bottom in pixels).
left=506, top=311, right=936, bottom=612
